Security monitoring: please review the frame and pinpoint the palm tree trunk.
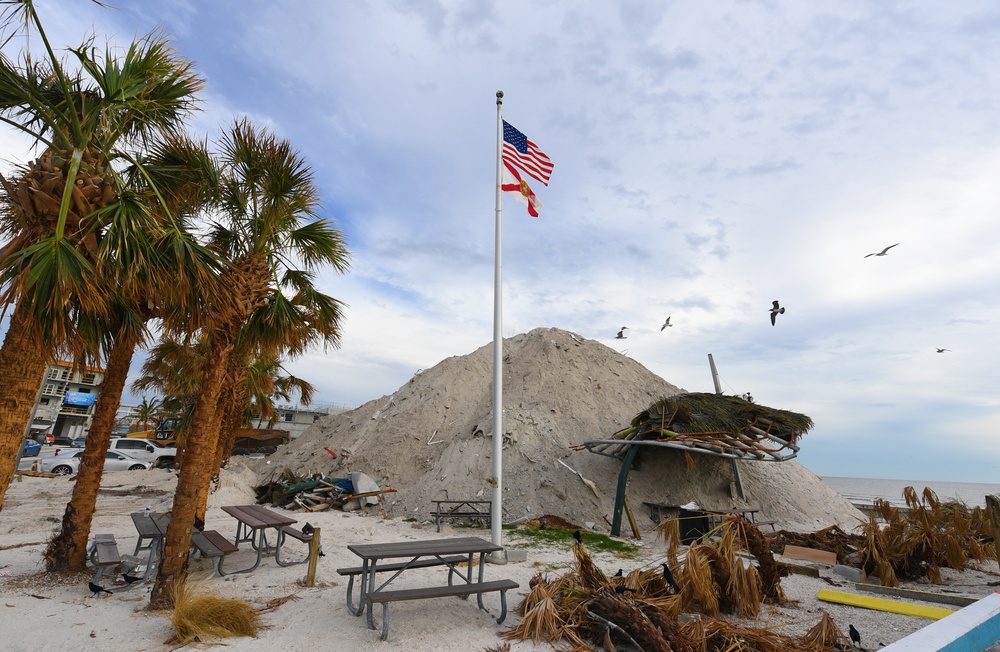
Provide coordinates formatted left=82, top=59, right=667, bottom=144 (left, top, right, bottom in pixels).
left=45, top=335, right=137, bottom=571
left=193, top=373, right=230, bottom=527
left=213, top=362, right=249, bottom=475
left=0, top=299, right=52, bottom=512
left=149, top=335, right=232, bottom=610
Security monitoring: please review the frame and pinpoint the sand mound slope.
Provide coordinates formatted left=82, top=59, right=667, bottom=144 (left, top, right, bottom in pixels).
left=256, top=327, right=862, bottom=532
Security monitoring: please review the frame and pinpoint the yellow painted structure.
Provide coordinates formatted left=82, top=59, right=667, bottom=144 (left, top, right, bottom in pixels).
left=817, top=589, right=956, bottom=621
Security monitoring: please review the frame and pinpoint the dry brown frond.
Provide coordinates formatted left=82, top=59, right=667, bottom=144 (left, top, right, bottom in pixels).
left=482, top=643, right=511, bottom=652
left=169, top=581, right=260, bottom=645
left=728, top=559, right=762, bottom=618
left=574, top=542, right=609, bottom=589
left=683, top=544, right=720, bottom=616
left=801, top=611, right=846, bottom=648
left=256, top=592, right=301, bottom=613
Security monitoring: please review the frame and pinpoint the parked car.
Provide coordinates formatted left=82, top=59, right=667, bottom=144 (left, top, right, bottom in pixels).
left=106, top=437, right=176, bottom=468
left=33, top=450, right=153, bottom=475
left=70, top=437, right=87, bottom=447
left=52, top=435, right=74, bottom=447
left=21, top=439, right=42, bottom=457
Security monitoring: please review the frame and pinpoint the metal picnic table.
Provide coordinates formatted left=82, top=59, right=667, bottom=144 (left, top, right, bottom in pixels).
left=220, top=504, right=298, bottom=574
left=345, top=536, right=517, bottom=639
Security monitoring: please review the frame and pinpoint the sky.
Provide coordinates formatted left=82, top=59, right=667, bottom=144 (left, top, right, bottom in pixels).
left=1, top=1, right=999, bottom=483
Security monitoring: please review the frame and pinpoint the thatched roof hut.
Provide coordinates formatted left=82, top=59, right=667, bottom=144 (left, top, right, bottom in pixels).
left=578, top=392, right=813, bottom=463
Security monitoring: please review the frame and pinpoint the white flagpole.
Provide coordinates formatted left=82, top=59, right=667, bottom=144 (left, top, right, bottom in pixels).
left=489, top=90, right=505, bottom=560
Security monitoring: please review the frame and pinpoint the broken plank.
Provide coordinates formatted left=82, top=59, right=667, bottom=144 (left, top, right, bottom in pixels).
left=817, top=589, right=955, bottom=620
left=855, top=583, right=979, bottom=608
left=782, top=544, right=837, bottom=565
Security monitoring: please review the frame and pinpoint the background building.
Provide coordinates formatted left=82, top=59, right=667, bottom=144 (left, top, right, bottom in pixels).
left=26, top=361, right=105, bottom=442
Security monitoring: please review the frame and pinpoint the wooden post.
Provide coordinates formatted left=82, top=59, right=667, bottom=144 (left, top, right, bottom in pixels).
left=305, top=527, right=321, bottom=587
left=986, top=495, right=1000, bottom=571
left=623, top=497, right=642, bottom=541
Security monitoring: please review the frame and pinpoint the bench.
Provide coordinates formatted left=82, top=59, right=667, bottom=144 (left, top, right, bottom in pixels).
left=275, top=525, right=314, bottom=567
left=365, top=579, right=519, bottom=640
left=337, top=555, right=469, bottom=616
left=190, top=529, right=239, bottom=577
left=430, top=500, right=492, bottom=533
left=130, top=512, right=161, bottom=556
left=89, top=534, right=121, bottom=585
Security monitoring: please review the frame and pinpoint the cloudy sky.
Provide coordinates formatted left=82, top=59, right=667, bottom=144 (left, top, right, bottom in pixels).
left=3, top=1, right=999, bottom=483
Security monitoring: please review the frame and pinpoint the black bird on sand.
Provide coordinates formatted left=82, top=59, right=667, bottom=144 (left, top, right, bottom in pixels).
left=865, top=243, right=899, bottom=258
left=301, top=522, right=314, bottom=536
left=849, top=624, right=861, bottom=647
left=769, top=300, right=785, bottom=326
left=573, top=530, right=583, bottom=544
left=89, top=581, right=112, bottom=597
left=613, top=568, right=623, bottom=577
left=662, top=563, right=680, bottom=594
left=615, top=327, right=628, bottom=339
left=613, top=585, right=636, bottom=595
left=120, top=573, right=143, bottom=585
left=661, top=316, right=672, bottom=330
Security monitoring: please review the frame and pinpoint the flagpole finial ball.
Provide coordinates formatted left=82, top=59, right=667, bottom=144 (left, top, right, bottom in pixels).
left=497, top=90, right=503, bottom=99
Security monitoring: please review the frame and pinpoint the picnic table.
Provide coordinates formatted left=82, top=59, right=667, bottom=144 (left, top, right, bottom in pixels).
left=129, top=511, right=170, bottom=582
left=344, top=536, right=518, bottom=640
left=219, top=504, right=309, bottom=574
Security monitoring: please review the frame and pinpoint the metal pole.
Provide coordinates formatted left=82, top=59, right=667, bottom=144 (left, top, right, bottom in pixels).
left=707, top=354, right=746, bottom=501
left=489, top=90, right=505, bottom=561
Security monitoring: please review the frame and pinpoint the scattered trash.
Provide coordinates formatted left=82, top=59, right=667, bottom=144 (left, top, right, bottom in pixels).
left=255, top=468, right=395, bottom=512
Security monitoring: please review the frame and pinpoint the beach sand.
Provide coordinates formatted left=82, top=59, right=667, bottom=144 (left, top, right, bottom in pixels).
left=2, top=463, right=1000, bottom=652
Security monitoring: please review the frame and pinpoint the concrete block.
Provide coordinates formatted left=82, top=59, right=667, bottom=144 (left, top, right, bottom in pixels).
left=833, top=564, right=863, bottom=582
left=505, top=548, right=528, bottom=563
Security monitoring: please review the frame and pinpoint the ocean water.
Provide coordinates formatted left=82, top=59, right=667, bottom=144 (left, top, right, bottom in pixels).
left=822, top=476, right=1000, bottom=509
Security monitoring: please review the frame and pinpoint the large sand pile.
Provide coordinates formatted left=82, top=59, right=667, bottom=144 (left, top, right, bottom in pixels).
left=254, top=327, right=862, bottom=532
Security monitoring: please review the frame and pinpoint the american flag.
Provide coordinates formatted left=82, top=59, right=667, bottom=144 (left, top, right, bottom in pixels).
left=502, top=120, right=554, bottom=186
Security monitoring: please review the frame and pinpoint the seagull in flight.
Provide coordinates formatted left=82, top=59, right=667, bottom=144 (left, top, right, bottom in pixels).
left=769, top=300, right=785, bottom=326
left=660, top=317, right=672, bottom=330
left=936, top=348, right=951, bottom=353
left=865, top=243, right=899, bottom=258
left=615, top=327, right=628, bottom=339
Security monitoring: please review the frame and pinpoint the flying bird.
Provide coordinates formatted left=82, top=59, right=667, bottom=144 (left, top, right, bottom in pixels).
left=865, top=243, right=899, bottom=258
left=662, top=563, right=681, bottom=594
left=661, top=317, right=672, bottom=330
left=935, top=348, right=951, bottom=353
left=769, top=300, right=785, bottom=326
left=848, top=624, right=861, bottom=647
left=615, top=327, right=628, bottom=339
left=89, top=581, right=112, bottom=597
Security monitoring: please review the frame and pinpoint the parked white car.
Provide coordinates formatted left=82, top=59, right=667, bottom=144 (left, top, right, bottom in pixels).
left=106, top=437, right=176, bottom=468
left=33, top=450, right=153, bottom=475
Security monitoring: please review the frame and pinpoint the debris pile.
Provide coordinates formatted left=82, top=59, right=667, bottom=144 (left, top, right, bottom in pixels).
left=254, top=468, right=395, bottom=514
left=502, top=517, right=853, bottom=652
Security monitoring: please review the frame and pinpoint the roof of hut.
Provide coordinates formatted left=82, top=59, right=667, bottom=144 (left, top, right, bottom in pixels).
left=577, top=392, right=813, bottom=462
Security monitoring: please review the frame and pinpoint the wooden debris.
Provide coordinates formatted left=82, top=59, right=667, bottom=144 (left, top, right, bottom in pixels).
left=254, top=469, right=396, bottom=512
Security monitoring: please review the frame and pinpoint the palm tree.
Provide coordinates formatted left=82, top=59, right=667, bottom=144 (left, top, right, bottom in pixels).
left=150, top=120, right=349, bottom=609
left=133, top=396, right=162, bottom=431
left=0, top=0, right=204, bottom=509
left=43, top=132, right=223, bottom=572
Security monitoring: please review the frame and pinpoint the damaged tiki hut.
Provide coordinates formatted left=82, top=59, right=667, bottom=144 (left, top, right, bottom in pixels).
left=574, top=392, right=813, bottom=536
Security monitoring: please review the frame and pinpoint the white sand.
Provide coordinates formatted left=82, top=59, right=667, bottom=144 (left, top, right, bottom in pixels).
left=2, top=463, right=1000, bottom=651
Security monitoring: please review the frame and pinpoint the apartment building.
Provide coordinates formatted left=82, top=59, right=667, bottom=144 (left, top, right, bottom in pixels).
left=26, top=361, right=105, bottom=442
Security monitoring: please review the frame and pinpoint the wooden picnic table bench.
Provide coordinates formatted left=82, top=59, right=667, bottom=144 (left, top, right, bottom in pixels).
left=365, top=579, right=519, bottom=641
left=190, top=529, right=239, bottom=577
left=89, top=533, right=121, bottom=585
left=430, top=499, right=492, bottom=533
left=337, top=555, right=469, bottom=616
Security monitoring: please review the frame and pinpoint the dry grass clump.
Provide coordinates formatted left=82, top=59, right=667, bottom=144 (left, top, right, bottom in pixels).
left=168, top=581, right=261, bottom=645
